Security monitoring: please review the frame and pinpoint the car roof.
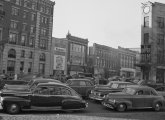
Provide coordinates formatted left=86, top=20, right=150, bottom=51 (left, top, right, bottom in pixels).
left=37, top=82, right=67, bottom=87
left=68, top=78, right=92, bottom=82
left=110, top=81, right=134, bottom=84
left=32, top=78, right=60, bottom=83
left=126, top=85, right=155, bottom=90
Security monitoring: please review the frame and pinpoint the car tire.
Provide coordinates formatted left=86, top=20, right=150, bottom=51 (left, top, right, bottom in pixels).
left=6, top=103, right=20, bottom=114
left=116, top=103, right=126, bottom=112
left=154, top=103, right=161, bottom=112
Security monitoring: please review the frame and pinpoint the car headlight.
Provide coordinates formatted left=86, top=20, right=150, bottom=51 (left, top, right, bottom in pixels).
left=91, top=90, right=94, bottom=94
left=108, top=99, right=116, bottom=103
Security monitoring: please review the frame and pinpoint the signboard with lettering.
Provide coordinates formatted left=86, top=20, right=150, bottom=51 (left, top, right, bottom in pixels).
left=141, top=45, right=151, bottom=63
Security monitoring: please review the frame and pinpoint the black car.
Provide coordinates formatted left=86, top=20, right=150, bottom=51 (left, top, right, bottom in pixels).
left=66, top=78, right=95, bottom=98
left=0, top=82, right=88, bottom=114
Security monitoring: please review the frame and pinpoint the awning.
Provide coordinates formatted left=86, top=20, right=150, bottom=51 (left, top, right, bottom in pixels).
left=134, top=63, right=151, bottom=68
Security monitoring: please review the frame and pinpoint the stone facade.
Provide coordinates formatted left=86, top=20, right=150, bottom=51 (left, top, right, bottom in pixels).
left=0, top=0, right=55, bottom=77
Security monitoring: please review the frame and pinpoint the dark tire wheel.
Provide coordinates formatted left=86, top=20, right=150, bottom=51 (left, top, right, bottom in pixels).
left=154, top=103, right=161, bottom=112
left=116, top=103, right=127, bottom=112
left=6, top=103, right=20, bottom=114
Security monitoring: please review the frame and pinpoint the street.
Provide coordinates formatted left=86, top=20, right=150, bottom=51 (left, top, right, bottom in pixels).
left=0, top=100, right=165, bottom=120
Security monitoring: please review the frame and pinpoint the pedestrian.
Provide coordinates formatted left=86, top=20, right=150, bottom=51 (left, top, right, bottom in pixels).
left=14, top=73, right=18, bottom=80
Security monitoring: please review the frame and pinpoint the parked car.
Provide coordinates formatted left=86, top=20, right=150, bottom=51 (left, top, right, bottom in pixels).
left=102, top=85, right=165, bottom=112
left=66, top=78, right=95, bottom=98
left=89, top=81, right=136, bottom=101
left=3, top=78, right=61, bottom=91
left=0, top=82, right=88, bottom=114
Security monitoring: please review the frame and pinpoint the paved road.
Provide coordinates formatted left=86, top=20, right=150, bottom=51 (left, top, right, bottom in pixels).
left=0, top=100, right=165, bottom=120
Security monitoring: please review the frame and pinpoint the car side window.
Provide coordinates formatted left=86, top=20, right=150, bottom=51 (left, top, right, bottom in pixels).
left=49, top=87, right=61, bottom=95
left=34, top=87, right=49, bottom=95
left=143, top=90, right=151, bottom=95
left=61, top=87, right=72, bottom=96
left=118, top=84, right=127, bottom=88
left=80, top=81, right=86, bottom=86
left=136, top=90, right=144, bottom=95
left=70, top=81, right=80, bottom=86
left=86, top=81, right=92, bottom=86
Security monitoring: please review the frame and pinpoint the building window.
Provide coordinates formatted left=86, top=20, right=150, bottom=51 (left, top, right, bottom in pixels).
left=23, top=11, right=28, bottom=19
left=22, top=23, right=27, bottom=31
left=20, top=61, right=24, bottom=72
left=40, top=53, right=46, bottom=61
left=8, top=49, right=16, bottom=58
left=32, top=3, right=36, bottom=10
left=9, top=32, right=17, bottom=44
left=30, top=26, right=35, bottom=33
left=41, top=16, right=48, bottom=24
left=10, top=20, right=18, bottom=29
left=31, top=13, right=36, bottom=21
left=40, top=39, right=47, bottom=49
left=12, top=7, right=19, bottom=16
left=24, top=0, right=30, bottom=8
left=46, top=7, right=50, bottom=14
left=144, top=33, right=149, bottom=44
left=0, top=29, right=2, bottom=41
left=21, top=50, right=25, bottom=57
left=40, top=6, right=45, bottom=13
left=28, top=62, right=32, bottom=73
left=29, top=51, right=33, bottom=58
left=7, top=60, right=15, bottom=72
left=21, top=35, right=26, bottom=46
left=144, top=16, right=149, bottom=27
left=15, top=0, right=21, bottom=5
left=29, top=37, right=34, bottom=47
left=157, top=17, right=164, bottom=28
left=40, top=28, right=47, bottom=36
left=157, top=34, right=164, bottom=45
left=39, top=63, right=45, bottom=74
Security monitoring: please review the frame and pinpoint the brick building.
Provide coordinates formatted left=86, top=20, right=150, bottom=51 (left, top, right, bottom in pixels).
left=0, top=0, right=55, bottom=77
left=66, top=33, right=88, bottom=75
left=89, top=43, right=120, bottom=78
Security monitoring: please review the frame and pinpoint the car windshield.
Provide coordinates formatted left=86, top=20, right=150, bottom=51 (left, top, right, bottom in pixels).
left=123, top=87, right=136, bottom=95
left=111, top=83, right=119, bottom=88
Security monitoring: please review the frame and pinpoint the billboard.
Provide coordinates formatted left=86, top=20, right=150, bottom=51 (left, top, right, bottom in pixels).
left=54, top=55, right=65, bottom=70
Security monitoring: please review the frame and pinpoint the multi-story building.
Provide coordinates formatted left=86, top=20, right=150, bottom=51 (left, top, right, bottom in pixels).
left=89, top=43, right=120, bottom=78
left=51, top=37, right=68, bottom=76
left=118, top=46, right=137, bottom=78
left=66, top=33, right=88, bottom=75
left=0, top=0, right=55, bottom=77
left=139, top=1, right=165, bottom=84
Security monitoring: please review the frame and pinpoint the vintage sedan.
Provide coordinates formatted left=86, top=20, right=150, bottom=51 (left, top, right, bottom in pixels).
left=66, top=78, right=95, bottom=98
left=3, top=78, right=61, bottom=91
left=89, top=81, right=135, bottom=101
left=102, top=85, right=165, bottom=112
left=0, top=82, right=87, bottom=114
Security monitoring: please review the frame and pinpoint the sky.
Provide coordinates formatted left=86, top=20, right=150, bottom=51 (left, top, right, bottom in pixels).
left=52, top=0, right=165, bottom=49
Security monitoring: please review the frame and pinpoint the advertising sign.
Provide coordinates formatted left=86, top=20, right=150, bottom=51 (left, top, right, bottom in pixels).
left=54, top=55, right=65, bottom=70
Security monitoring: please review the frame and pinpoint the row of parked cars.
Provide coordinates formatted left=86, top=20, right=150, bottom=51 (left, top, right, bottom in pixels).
left=0, top=76, right=165, bottom=114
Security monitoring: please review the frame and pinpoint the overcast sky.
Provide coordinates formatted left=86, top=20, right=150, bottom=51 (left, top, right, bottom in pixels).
left=52, top=0, right=165, bottom=48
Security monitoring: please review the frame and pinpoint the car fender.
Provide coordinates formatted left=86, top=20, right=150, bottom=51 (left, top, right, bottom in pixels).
left=116, top=99, right=132, bottom=109
left=2, top=96, right=30, bottom=108
left=62, top=98, right=85, bottom=109
left=152, top=99, right=164, bottom=108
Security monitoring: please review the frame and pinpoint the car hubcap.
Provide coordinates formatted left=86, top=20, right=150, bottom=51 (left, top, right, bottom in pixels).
left=155, top=104, right=160, bottom=111
left=10, top=104, right=18, bottom=112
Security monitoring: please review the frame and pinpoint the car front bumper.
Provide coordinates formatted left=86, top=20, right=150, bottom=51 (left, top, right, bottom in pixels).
left=102, top=101, right=116, bottom=109
left=89, top=94, right=104, bottom=101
